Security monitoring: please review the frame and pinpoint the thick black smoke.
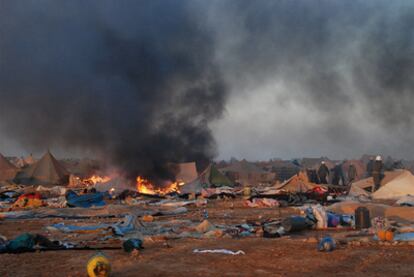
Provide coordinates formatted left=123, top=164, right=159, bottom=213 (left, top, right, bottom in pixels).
left=2, top=0, right=414, bottom=168
left=0, top=1, right=226, bottom=181
left=208, top=0, right=414, bottom=158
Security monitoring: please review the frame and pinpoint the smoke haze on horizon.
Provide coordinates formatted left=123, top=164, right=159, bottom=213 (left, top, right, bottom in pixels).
left=1, top=0, right=414, bottom=165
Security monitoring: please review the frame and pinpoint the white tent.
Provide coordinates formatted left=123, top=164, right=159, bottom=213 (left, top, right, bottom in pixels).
left=372, top=170, right=414, bottom=200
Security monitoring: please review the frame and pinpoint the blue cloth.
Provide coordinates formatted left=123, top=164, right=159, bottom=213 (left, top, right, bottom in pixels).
left=66, top=190, right=106, bottom=208
left=393, top=232, right=414, bottom=241
left=50, top=215, right=135, bottom=236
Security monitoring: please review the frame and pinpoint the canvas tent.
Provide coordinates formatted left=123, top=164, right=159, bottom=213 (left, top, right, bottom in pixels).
left=179, top=164, right=234, bottom=195
left=14, top=151, right=69, bottom=186
left=172, top=162, right=198, bottom=183
left=372, top=170, right=414, bottom=200
left=273, top=171, right=321, bottom=193
left=0, top=153, right=19, bottom=181
left=349, top=170, right=405, bottom=196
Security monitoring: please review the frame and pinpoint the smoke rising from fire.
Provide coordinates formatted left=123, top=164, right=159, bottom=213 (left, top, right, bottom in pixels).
left=209, top=0, right=414, bottom=159
left=0, top=1, right=226, bottom=180
left=1, top=1, right=414, bottom=171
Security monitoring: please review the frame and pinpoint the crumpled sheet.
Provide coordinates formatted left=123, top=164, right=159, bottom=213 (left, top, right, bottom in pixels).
left=48, top=214, right=136, bottom=236
left=193, top=249, right=245, bottom=255
left=36, top=186, right=67, bottom=196
left=201, top=187, right=237, bottom=198
left=396, top=195, right=414, bottom=207
left=244, top=198, right=279, bottom=208
left=66, top=190, right=106, bottom=208
left=0, top=205, right=188, bottom=220
left=150, top=199, right=207, bottom=208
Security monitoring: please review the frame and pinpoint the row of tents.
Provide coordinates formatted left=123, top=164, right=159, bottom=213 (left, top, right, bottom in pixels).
left=0, top=151, right=69, bottom=186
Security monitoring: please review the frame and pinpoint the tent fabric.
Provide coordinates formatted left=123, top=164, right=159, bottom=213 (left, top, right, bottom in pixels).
left=15, top=151, right=69, bottom=186
left=372, top=170, right=414, bottom=200
left=351, top=170, right=405, bottom=191
left=274, top=171, right=320, bottom=193
left=179, top=164, right=234, bottom=195
left=0, top=153, right=19, bottom=181
left=65, top=190, right=106, bottom=208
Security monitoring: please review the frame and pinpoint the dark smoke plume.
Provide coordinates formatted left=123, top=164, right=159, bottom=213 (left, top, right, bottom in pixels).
left=2, top=0, right=414, bottom=168
left=208, top=0, right=414, bottom=159
left=0, top=1, right=226, bottom=180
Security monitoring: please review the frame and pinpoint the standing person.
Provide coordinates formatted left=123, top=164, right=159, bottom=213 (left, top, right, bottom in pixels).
left=366, top=157, right=374, bottom=177
left=332, top=162, right=346, bottom=186
left=317, top=161, right=330, bottom=184
left=372, top=155, right=384, bottom=192
left=348, top=163, right=358, bottom=184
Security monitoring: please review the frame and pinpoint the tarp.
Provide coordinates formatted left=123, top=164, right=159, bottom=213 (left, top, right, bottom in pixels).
left=372, top=170, right=414, bottom=200
left=0, top=153, right=18, bottom=181
left=65, top=190, right=106, bottom=208
left=14, top=151, right=69, bottom=186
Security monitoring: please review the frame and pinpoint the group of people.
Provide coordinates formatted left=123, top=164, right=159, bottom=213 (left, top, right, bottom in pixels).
left=315, top=155, right=384, bottom=192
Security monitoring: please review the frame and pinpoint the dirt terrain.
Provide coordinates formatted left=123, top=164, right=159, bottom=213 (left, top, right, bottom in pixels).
left=0, top=200, right=413, bottom=277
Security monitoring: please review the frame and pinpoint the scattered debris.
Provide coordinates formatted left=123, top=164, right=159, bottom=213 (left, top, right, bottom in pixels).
left=193, top=249, right=245, bottom=255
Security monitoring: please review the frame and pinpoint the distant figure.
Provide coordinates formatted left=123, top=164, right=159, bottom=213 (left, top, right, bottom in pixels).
left=366, top=157, right=374, bottom=177
left=317, top=161, right=330, bottom=184
left=372, top=155, right=384, bottom=192
left=348, top=163, right=357, bottom=184
left=332, top=163, right=345, bottom=186
left=307, top=169, right=320, bottom=184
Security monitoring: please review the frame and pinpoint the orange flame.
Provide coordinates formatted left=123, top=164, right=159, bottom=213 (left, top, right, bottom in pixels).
left=83, top=175, right=112, bottom=185
left=136, top=176, right=184, bottom=195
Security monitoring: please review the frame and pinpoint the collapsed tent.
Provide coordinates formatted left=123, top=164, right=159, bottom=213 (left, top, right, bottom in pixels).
left=180, top=164, right=234, bottom=195
left=0, top=153, right=19, bottom=181
left=14, top=151, right=69, bottom=186
left=274, top=171, right=322, bottom=193
left=372, top=170, right=414, bottom=200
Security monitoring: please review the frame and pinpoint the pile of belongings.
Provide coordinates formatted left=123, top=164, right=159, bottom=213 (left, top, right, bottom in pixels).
left=13, top=193, right=45, bottom=209
left=304, top=205, right=353, bottom=229
left=0, top=233, right=69, bottom=253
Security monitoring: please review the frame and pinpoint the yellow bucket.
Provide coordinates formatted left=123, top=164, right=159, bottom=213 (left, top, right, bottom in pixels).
left=87, top=253, right=111, bottom=277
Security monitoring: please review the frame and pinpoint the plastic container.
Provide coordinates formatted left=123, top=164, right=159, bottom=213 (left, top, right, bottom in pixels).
left=355, top=207, right=370, bottom=229
left=282, top=216, right=310, bottom=232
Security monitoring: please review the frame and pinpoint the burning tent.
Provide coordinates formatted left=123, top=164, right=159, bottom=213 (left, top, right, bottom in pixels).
left=180, top=164, right=234, bottom=195
left=0, top=153, right=19, bottom=182
left=14, top=151, right=69, bottom=186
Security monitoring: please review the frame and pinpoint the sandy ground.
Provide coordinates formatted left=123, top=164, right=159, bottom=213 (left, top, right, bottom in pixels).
left=0, top=199, right=413, bottom=277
